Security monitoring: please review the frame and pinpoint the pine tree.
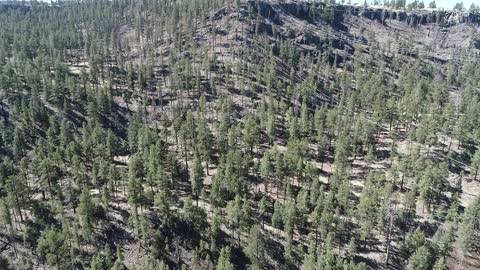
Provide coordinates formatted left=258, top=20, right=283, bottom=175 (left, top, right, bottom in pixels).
left=288, top=114, right=299, bottom=140
left=243, top=112, right=259, bottom=156
left=209, top=209, right=222, bottom=252
left=301, top=246, right=316, bottom=270
left=245, top=225, right=266, bottom=269
left=226, top=195, right=242, bottom=243
left=5, top=167, right=28, bottom=223
left=36, top=226, right=69, bottom=268
left=183, top=196, right=208, bottom=233
left=89, top=254, right=103, bottom=270
left=272, top=201, right=284, bottom=230
left=432, top=257, right=446, bottom=270
left=111, top=246, right=124, bottom=270
left=273, top=148, right=286, bottom=196
left=179, top=122, right=191, bottom=175
left=310, top=198, right=324, bottom=249
left=154, top=190, right=171, bottom=220
left=241, top=196, right=253, bottom=231
left=403, top=227, right=426, bottom=256
left=102, top=184, right=111, bottom=209
left=217, top=246, right=234, bottom=270
left=458, top=196, right=480, bottom=253
left=406, top=245, right=430, bottom=270
left=258, top=196, right=267, bottom=229
left=0, top=199, right=11, bottom=228
left=39, top=157, right=60, bottom=200
left=127, top=154, right=144, bottom=217
left=471, top=148, right=480, bottom=180
left=346, top=237, right=357, bottom=260
left=266, top=108, right=276, bottom=145
left=260, top=149, right=273, bottom=193
left=284, top=200, right=297, bottom=241
left=196, top=116, right=213, bottom=175
left=358, top=172, right=383, bottom=247
left=12, top=126, right=26, bottom=161
left=432, top=223, right=455, bottom=258
left=191, top=153, right=204, bottom=205
left=79, top=187, right=95, bottom=240
left=104, top=243, right=114, bottom=269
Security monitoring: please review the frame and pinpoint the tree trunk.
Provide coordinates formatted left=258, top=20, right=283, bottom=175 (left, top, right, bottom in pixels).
left=174, top=131, right=179, bottom=153
left=158, top=87, right=163, bottom=111
left=184, top=142, right=189, bottom=178
left=47, top=179, right=53, bottom=199
left=150, top=182, right=155, bottom=194
left=237, top=220, right=240, bottom=246
left=196, top=191, right=199, bottom=207
left=385, top=214, right=394, bottom=266
left=13, top=193, right=23, bottom=222
left=206, top=161, right=209, bottom=176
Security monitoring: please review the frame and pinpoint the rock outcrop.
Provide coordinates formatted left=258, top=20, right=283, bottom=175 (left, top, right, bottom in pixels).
left=251, top=1, right=480, bottom=27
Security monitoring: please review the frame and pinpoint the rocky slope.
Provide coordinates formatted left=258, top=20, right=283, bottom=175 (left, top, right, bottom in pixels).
left=253, top=1, right=480, bottom=62
left=1, top=1, right=480, bottom=269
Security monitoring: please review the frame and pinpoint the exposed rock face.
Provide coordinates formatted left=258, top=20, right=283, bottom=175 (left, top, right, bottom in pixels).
left=252, top=1, right=480, bottom=27
left=355, top=8, right=480, bottom=26
left=0, top=3, right=32, bottom=12
left=251, top=1, right=480, bottom=62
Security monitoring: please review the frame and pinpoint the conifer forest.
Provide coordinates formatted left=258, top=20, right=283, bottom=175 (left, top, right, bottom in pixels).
left=0, top=0, right=480, bottom=269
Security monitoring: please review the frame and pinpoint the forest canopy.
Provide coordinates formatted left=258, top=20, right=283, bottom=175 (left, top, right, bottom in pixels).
left=0, top=0, right=479, bottom=269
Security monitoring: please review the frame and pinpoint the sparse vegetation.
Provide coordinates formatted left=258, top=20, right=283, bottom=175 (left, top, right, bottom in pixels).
left=0, top=0, right=479, bottom=269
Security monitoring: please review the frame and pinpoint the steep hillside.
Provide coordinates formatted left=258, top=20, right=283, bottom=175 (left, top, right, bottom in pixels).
left=0, top=1, right=480, bottom=270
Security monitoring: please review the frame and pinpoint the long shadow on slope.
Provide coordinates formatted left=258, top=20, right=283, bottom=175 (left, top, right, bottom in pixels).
left=106, top=102, right=130, bottom=142
left=354, top=255, right=379, bottom=269
left=265, top=236, right=285, bottom=269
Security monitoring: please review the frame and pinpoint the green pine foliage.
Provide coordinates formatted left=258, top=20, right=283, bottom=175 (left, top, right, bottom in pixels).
left=0, top=0, right=478, bottom=268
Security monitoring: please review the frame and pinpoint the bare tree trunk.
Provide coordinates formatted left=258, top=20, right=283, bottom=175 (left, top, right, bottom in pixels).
left=184, top=142, right=189, bottom=178
left=385, top=213, right=394, bottom=266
